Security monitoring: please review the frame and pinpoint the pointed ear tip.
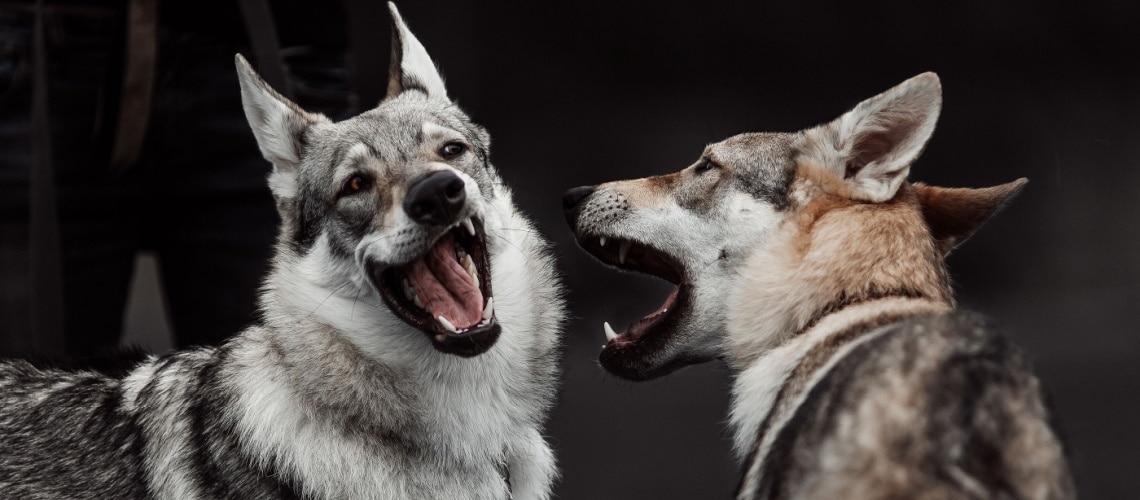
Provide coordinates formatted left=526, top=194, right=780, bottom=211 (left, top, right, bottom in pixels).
left=1007, top=177, right=1029, bottom=194
left=906, top=72, right=942, bottom=98
left=387, top=2, right=403, bottom=23
left=999, top=177, right=1029, bottom=190
left=916, top=71, right=940, bottom=81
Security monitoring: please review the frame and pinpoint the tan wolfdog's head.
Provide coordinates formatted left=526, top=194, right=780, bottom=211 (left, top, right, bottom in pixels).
left=564, top=73, right=1025, bottom=380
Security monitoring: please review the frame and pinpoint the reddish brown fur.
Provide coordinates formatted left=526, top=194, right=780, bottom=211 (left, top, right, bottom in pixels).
left=789, top=163, right=955, bottom=310
left=914, top=180, right=1028, bottom=255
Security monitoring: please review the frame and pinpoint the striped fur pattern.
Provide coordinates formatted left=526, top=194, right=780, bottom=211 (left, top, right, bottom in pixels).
left=565, top=73, right=1074, bottom=498
left=0, top=4, right=563, bottom=499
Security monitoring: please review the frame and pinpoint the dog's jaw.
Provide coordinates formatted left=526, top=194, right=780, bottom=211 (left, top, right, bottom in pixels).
left=370, top=216, right=502, bottom=357
left=572, top=233, right=721, bottom=380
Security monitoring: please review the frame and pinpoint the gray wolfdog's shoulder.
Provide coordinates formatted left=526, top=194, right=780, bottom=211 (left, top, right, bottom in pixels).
left=0, top=346, right=298, bottom=498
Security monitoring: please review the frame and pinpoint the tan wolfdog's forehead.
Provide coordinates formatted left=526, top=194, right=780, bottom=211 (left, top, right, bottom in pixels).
left=707, top=132, right=798, bottom=169
left=598, top=131, right=800, bottom=213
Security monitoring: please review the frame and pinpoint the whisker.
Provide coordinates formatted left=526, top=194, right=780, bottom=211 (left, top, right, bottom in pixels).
left=351, top=291, right=361, bottom=320
left=308, top=281, right=353, bottom=318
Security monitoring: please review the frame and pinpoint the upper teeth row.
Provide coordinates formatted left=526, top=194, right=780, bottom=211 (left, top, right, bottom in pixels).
left=436, top=297, right=495, bottom=334
left=598, top=237, right=632, bottom=265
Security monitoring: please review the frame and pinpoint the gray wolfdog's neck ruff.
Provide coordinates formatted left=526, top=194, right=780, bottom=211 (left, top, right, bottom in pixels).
left=242, top=186, right=565, bottom=498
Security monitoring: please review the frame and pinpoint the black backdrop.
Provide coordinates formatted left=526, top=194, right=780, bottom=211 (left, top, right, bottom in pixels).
left=384, top=1, right=1138, bottom=498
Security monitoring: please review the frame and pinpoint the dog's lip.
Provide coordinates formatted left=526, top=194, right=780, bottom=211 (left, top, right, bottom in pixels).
left=573, top=234, right=685, bottom=285
left=371, top=217, right=501, bottom=357
left=598, top=283, right=695, bottom=381
left=572, top=232, right=698, bottom=379
left=605, top=285, right=685, bottom=346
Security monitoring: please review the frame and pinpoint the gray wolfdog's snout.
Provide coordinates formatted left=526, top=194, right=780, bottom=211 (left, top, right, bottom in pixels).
left=405, top=170, right=467, bottom=226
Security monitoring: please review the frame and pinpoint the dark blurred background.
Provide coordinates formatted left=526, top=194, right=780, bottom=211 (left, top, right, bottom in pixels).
left=6, top=1, right=1139, bottom=498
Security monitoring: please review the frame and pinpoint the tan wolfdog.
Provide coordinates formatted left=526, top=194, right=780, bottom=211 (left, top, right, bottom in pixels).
left=564, top=73, right=1074, bottom=499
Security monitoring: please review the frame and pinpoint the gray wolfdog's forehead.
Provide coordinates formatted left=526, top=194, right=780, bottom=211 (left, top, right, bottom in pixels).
left=302, top=96, right=491, bottom=182
left=705, top=132, right=798, bottom=206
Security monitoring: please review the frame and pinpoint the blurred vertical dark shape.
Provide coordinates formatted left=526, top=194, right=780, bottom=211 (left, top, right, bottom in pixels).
left=238, top=0, right=293, bottom=100
left=341, top=0, right=389, bottom=110
left=27, top=0, right=63, bottom=355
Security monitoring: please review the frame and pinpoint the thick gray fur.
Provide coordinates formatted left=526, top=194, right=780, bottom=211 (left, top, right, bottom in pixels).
left=738, top=312, right=1075, bottom=499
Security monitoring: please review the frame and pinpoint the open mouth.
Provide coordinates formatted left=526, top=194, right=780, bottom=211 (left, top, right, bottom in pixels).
left=576, top=234, right=692, bottom=378
left=374, top=217, right=500, bottom=357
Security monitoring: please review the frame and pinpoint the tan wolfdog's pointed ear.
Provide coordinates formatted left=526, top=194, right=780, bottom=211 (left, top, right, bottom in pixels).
left=385, top=2, right=449, bottom=102
left=914, top=178, right=1028, bottom=255
left=801, top=72, right=942, bottom=203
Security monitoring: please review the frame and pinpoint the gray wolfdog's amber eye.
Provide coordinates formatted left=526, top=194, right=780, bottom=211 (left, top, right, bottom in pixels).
left=342, top=174, right=373, bottom=195
left=440, top=142, right=467, bottom=159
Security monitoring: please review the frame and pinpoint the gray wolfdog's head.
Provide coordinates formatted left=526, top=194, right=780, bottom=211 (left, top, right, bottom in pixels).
left=237, top=4, right=505, bottom=357
left=565, top=73, right=1023, bottom=380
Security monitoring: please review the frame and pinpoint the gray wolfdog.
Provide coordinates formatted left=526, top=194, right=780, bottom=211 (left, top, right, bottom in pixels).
left=0, top=4, right=563, bottom=499
left=564, top=73, right=1074, bottom=499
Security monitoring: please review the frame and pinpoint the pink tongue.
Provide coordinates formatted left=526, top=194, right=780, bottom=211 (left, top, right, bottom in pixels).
left=406, top=234, right=484, bottom=329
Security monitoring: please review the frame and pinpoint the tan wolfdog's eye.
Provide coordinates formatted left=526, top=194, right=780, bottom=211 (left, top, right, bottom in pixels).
left=694, top=158, right=721, bottom=174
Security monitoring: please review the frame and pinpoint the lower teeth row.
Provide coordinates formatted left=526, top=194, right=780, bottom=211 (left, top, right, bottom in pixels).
left=436, top=298, right=494, bottom=334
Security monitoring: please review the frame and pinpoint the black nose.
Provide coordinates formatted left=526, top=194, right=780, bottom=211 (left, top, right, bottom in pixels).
left=562, top=185, right=595, bottom=226
left=404, top=170, right=467, bottom=225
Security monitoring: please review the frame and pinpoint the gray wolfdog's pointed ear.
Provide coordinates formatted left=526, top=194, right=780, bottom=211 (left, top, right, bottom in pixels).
left=801, top=72, right=942, bottom=202
left=235, top=53, right=329, bottom=200
left=914, top=178, right=1028, bottom=255
left=385, top=2, right=449, bottom=102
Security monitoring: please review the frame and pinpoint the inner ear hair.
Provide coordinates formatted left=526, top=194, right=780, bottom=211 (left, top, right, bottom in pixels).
left=914, top=178, right=1028, bottom=255
left=815, top=73, right=942, bottom=202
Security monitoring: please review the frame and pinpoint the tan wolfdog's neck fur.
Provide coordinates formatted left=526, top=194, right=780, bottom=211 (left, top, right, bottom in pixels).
left=725, top=165, right=956, bottom=369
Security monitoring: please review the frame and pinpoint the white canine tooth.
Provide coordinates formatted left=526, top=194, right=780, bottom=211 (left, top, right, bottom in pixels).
left=618, top=241, right=632, bottom=265
left=438, top=315, right=459, bottom=333
left=599, top=237, right=606, bottom=247
left=461, top=217, right=476, bottom=236
left=604, top=321, right=618, bottom=342
left=462, top=255, right=477, bottom=280
left=413, top=293, right=424, bottom=309
left=482, top=297, right=494, bottom=321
